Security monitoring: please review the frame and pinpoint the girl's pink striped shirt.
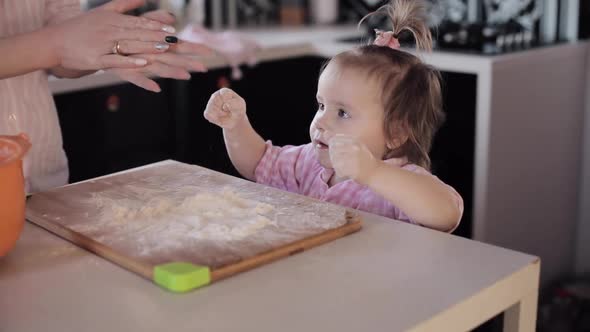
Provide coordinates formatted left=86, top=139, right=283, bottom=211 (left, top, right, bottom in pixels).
left=255, top=141, right=463, bottom=231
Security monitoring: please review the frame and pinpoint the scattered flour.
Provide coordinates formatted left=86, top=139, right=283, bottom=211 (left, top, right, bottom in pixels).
left=89, top=188, right=278, bottom=244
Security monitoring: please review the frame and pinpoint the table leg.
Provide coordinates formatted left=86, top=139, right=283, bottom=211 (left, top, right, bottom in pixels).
left=503, top=290, right=539, bottom=332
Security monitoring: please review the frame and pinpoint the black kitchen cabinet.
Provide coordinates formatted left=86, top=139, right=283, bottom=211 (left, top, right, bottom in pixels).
left=54, top=79, right=175, bottom=183
left=431, top=72, right=476, bottom=239
left=581, top=0, right=590, bottom=39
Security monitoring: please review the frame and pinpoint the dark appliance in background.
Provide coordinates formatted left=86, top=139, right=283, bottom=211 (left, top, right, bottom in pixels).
left=339, top=0, right=546, bottom=55
left=198, top=0, right=306, bottom=28
left=234, top=0, right=280, bottom=26
left=437, top=0, right=543, bottom=54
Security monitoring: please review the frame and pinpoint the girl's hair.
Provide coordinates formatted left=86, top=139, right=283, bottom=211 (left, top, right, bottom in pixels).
left=323, top=0, right=444, bottom=170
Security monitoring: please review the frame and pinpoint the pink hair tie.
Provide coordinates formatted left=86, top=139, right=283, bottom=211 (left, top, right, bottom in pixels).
left=373, top=29, right=400, bottom=49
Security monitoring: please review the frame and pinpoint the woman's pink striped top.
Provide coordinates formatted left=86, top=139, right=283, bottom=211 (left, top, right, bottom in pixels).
left=0, top=0, right=79, bottom=192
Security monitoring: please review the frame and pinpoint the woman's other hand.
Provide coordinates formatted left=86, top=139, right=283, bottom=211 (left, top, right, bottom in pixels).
left=49, top=0, right=178, bottom=70
left=109, top=9, right=212, bottom=92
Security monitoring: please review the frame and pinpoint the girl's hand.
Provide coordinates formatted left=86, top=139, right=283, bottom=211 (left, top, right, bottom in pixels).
left=329, top=134, right=379, bottom=184
left=204, top=88, right=247, bottom=130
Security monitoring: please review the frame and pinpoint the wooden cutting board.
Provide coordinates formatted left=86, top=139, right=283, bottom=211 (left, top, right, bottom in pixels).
left=26, top=160, right=362, bottom=292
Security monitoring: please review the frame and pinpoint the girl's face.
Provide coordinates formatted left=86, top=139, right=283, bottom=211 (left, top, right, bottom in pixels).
left=310, top=63, right=389, bottom=169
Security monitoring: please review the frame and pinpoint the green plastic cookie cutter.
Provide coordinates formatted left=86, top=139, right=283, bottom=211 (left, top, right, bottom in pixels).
left=153, top=262, right=211, bottom=293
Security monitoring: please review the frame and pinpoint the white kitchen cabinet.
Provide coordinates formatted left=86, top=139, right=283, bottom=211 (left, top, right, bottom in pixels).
left=422, top=42, right=588, bottom=285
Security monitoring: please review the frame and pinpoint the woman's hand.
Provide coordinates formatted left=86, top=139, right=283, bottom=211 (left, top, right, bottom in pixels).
left=109, top=9, right=212, bottom=92
left=48, top=0, right=178, bottom=70
left=204, top=88, right=247, bottom=130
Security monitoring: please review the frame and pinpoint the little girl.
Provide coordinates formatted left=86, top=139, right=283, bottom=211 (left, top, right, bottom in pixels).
left=203, top=0, right=463, bottom=232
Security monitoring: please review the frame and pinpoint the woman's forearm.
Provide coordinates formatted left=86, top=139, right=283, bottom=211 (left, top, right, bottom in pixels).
left=222, top=117, right=266, bottom=181
left=0, top=28, right=59, bottom=79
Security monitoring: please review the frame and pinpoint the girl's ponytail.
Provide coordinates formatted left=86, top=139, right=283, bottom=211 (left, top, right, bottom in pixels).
left=361, top=0, right=433, bottom=52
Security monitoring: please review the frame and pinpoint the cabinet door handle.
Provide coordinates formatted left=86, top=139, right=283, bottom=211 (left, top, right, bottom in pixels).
left=217, top=76, right=230, bottom=89
left=106, top=95, right=120, bottom=113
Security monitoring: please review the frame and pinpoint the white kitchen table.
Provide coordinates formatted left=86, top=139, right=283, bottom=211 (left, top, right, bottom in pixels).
left=0, top=162, right=539, bottom=332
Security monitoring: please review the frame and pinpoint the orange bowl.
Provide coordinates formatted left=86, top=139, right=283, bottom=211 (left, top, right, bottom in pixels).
left=0, top=134, right=30, bottom=257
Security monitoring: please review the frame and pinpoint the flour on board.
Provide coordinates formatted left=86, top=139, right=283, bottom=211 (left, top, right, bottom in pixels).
left=90, top=188, right=277, bottom=242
